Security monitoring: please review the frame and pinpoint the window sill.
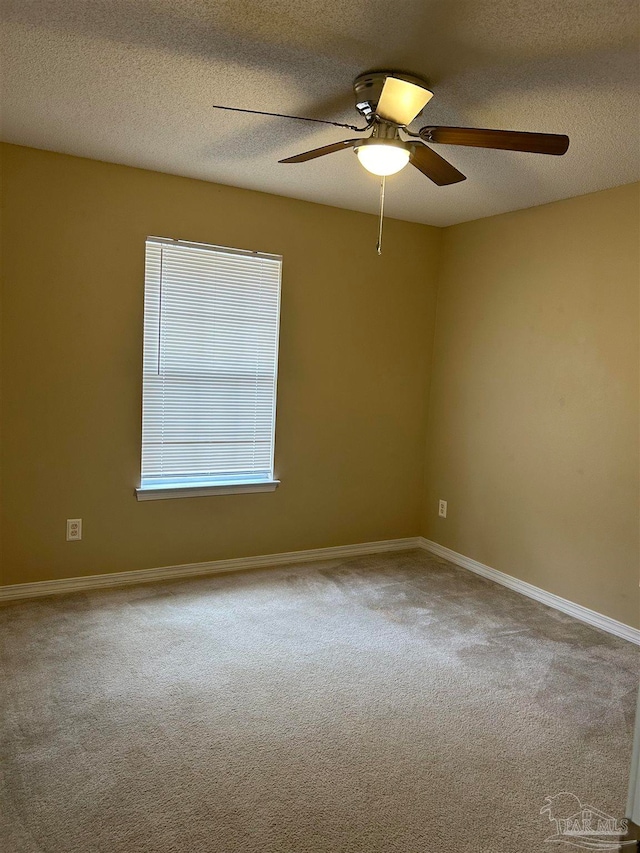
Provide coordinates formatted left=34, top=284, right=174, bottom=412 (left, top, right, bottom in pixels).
left=135, top=480, right=280, bottom=501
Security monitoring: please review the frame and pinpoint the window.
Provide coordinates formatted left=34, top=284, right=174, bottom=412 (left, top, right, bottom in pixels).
left=136, top=237, right=282, bottom=500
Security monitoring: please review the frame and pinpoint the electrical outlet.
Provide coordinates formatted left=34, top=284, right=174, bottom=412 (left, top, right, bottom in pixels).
left=66, top=518, right=82, bottom=541
left=438, top=500, right=447, bottom=518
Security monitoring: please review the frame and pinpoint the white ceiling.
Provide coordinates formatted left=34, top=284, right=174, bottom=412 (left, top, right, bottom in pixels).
left=1, top=0, right=638, bottom=226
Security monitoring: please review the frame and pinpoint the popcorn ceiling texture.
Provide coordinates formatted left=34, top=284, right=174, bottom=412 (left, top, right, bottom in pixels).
left=1, top=0, right=638, bottom=225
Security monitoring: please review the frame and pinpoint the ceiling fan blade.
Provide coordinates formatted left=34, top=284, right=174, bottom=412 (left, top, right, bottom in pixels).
left=409, top=144, right=466, bottom=186
left=376, top=76, right=434, bottom=126
left=419, top=126, right=570, bottom=155
left=279, top=139, right=361, bottom=163
left=212, top=104, right=367, bottom=132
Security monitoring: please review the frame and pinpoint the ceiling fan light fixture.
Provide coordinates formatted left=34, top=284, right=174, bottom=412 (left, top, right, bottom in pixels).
left=355, top=142, right=410, bottom=176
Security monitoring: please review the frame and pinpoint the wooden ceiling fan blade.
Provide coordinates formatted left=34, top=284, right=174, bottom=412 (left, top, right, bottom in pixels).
left=409, top=144, right=466, bottom=186
left=279, top=139, right=361, bottom=163
left=212, top=104, right=367, bottom=132
left=420, top=126, right=570, bottom=155
left=376, top=77, right=434, bottom=126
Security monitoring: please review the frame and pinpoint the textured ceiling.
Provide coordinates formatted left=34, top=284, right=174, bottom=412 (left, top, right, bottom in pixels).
left=1, top=0, right=639, bottom=226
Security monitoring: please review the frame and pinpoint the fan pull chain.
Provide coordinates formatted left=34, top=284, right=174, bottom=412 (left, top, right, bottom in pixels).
left=376, top=176, right=386, bottom=255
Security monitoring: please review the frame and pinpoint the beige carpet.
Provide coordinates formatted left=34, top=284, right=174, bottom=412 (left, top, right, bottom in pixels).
left=1, top=550, right=638, bottom=852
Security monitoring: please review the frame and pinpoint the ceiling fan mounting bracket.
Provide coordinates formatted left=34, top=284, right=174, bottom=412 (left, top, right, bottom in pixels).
left=353, top=70, right=431, bottom=123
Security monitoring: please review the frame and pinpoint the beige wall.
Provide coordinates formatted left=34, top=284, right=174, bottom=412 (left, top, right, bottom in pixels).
left=0, top=143, right=441, bottom=585
left=2, top=144, right=638, bottom=631
left=423, top=184, right=640, bottom=628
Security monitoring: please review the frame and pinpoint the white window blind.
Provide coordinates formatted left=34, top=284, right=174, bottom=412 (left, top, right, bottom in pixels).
left=138, top=237, right=282, bottom=498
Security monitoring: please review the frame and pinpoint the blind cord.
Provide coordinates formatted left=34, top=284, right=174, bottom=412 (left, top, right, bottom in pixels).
left=157, top=246, right=164, bottom=375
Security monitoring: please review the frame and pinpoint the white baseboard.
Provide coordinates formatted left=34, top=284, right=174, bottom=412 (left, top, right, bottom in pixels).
left=0, top=537, right=421, bottom=602
left=3, top=536, right=637, bottom=646
left=419, top=537, right=640, bottom=646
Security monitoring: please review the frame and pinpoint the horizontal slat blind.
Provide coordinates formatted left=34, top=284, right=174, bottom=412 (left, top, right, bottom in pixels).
left=141, top=238, right=282, bottom=487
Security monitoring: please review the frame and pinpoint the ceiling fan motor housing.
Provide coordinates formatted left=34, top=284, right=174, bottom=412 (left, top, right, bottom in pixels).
left=366, top=121, right=404, bottom=144
left=353, top=70, right=432, bottom=123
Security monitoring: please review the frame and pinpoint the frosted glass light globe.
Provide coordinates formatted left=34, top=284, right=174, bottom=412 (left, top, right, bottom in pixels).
left=356, top=144, right=410, bottom=176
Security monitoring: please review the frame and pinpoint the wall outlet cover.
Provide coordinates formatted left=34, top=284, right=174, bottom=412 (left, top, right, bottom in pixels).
left=66, top=518, right=82, bottom=541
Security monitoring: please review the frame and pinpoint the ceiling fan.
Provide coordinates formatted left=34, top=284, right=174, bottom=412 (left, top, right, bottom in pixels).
left=212, top=70, right=570, bottom=186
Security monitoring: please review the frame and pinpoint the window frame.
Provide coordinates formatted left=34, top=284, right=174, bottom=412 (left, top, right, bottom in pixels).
left=135, top=236, right=282, bottom=501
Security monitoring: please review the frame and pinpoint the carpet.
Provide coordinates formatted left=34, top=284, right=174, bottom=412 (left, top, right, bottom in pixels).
left=1, top=549, right=638, bottom=852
